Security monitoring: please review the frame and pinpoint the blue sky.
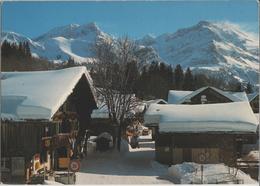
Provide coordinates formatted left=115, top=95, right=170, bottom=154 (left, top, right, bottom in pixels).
left=2, top=1, right=258, bottom=39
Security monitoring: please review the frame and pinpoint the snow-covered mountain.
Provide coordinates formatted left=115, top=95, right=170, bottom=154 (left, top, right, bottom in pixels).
left=2, top=21, right=259, bottom=84
left=138, top=21, right=259, bottom=84
left=2, top=23, right=112, bottom=63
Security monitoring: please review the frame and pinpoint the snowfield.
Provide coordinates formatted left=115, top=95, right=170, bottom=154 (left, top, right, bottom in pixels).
left=75, top=134, right=259, bottom=185
left=168, top=162, right=258, bottom=184
left=76, top=135, right=172, bottom=184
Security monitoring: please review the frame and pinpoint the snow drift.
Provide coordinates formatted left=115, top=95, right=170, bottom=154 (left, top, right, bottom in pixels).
left=168, top=162, right=257, bottom=184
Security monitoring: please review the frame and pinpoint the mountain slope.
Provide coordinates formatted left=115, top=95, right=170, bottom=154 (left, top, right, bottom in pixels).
left=2, top=23, right=112, bottom=63
left=2, top=21, right=259, bottom=84
left=138, top=21, right=259, bottom=84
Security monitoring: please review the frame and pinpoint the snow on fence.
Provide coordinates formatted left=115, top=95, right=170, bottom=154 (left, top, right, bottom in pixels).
left=168, top=162, right=257, bottom=184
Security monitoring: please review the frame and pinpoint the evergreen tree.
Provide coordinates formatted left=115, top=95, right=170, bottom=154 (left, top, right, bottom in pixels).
left=246, top=82, right=254, bottom=94
left=183, top=67, right=194, bottom=90
left=1, top=41, right=54, bottom=71
left=193, top=74, right=210, bottom=89
left=174, top=64, right=184, bottom=90
left=66, top=57, right=76, bottom=68
left=234, top=82, right=244, bottom=92
left=24, top=42, right=31, bottom=57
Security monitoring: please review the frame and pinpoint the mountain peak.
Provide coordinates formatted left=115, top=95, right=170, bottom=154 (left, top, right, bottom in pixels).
left=79, top=22, right=101, bottom=34
left=197, top=20, right=212, bottom=27
left=34, top=22, right=102, bottom=41
left=2, top=31, right=32, bottom=44
left=3, top=20, right=258, bottom=84
left=85, top=22, right=99, bottom=30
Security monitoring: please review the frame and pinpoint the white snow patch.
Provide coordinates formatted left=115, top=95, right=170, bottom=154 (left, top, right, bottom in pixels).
left=168, top=162, right=257, bottom=184
left=76, top=135, right=171, bottom=184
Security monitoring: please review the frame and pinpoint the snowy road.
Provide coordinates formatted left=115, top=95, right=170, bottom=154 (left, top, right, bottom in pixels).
left=76, top=135, right=172, bottom=184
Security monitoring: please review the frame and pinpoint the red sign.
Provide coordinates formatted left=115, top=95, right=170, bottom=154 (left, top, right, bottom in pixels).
left=69, top=159, right=80, bottom=172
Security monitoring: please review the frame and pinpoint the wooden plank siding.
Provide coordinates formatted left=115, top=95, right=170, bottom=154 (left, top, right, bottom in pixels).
left=1, top=121, right=59, bottom=162
left=155, top=133, right=256, bottom=165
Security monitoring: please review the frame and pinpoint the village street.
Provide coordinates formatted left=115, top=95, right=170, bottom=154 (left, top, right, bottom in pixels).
left=76, top=135, right=173, bottom=184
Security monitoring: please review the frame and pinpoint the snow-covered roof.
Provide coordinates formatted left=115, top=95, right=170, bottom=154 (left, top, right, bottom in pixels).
left=91, top=102, right=110, bottom=119
left=144, top=99, right=167, bottom=105
left=168, top=90, right=192, bottom=104
left=159, top=102, right=258, bottom=133
left=247, top=92, right=259, bottom=102
left=229, top=92, right=249, bottom=102
left=168, top=87, right=248, bottom=104
left=1, top=66, right=96, bottom=121
left=144, top=103, right=166, bottom=125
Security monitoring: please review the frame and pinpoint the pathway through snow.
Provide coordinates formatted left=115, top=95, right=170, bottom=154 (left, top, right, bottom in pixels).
left=76, top=135, right=172, bottom=184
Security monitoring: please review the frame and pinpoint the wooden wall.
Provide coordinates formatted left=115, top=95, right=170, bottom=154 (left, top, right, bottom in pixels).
left=155, top=133, right=256, bottom=166
left=1, top=121, right=58, bottom=162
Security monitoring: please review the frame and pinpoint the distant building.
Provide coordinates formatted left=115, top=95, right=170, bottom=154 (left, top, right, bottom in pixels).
left=247, top=92, right=259, bottom=113
left=144, top=102, right=258, bottom=165
left=168, top=86, right=248, bottom=105
left=1, top=66, right=97, bottom=183
left=90, top=91, right=144, bottom=144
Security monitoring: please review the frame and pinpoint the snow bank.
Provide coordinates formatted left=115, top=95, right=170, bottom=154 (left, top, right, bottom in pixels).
left=168, top=162, right=257, bottom=184
left=44, top=180, right=63, bottom=185
left=159, top=102, right=258, bottom=133
left=1, top=66, right=96, bottom=121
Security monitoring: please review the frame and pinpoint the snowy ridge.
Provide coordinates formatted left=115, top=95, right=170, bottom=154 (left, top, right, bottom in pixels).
left=2, top=22, right=112, bottom=64
left=138, top=21, right=259, bottom=84
left=2, top=21, right=259, bottom=84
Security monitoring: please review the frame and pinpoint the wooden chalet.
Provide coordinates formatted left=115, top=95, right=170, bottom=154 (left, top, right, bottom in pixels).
left=145, top=102, right=258, bottom=166
left=247, top=92, right=259, bottom=113
left=1, top=66, right=97, bottom=183
left=167, top=86, right=248, bottom=105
